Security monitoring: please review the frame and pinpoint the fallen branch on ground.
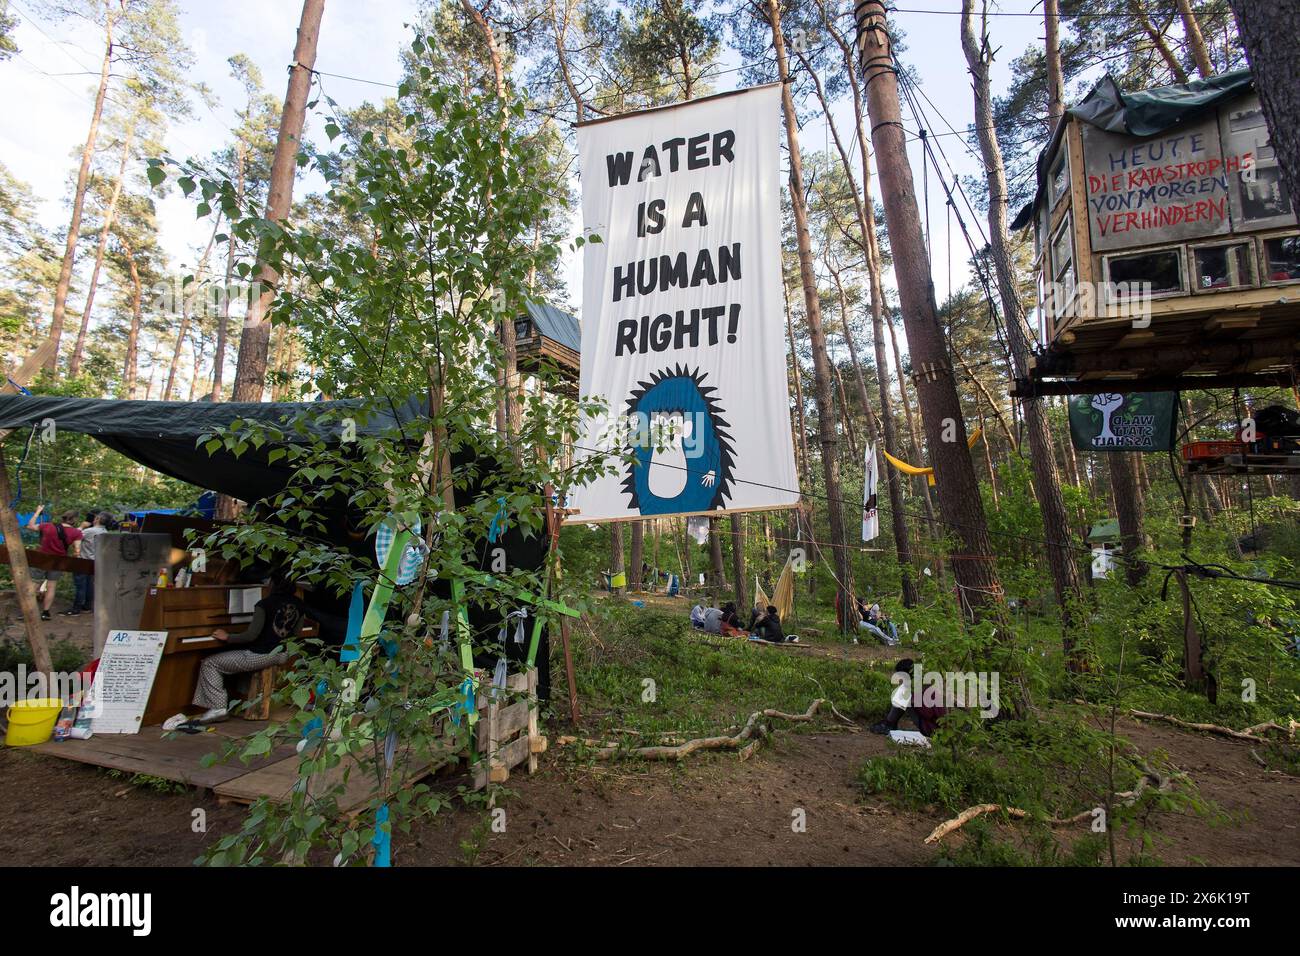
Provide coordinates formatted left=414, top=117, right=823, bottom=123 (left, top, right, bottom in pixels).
left=1129, top=710, right=1297, bottom=741
left=556, top=699, right=827, bottom=761
left=923, top=768, right=1175, bottom=845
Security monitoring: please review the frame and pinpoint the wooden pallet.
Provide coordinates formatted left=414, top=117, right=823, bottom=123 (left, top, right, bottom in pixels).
left=471, top=667, right=547, bottom=789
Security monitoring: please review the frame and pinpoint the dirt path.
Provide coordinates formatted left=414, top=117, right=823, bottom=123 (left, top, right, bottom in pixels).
left=1, top=714, right=1295, bottom=867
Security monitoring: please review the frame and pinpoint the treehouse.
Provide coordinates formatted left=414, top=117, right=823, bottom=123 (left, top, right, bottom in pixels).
left=1013, top=70, right=1300, bottom=398
left=513, top=300, right=581, bottom=395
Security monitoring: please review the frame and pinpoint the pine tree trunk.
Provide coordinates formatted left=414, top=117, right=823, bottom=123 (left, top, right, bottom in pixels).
left=730, top=514, right=747, bottom=611
left=708, top=517, right=725, bottom=604
left=784, top=283, right=811, bottom=478
left=188, top=332, right=205, bottom=402
left=833, top=363, right=858, bottom=460
left=1109, top=453, right=1148, bottom=585
left=213, top=142, right=244, bottom=402
left=1130, top=0, right=1190, bottom=83
left=165, top=218, right=221, bottom=401
left=69, top=121, right=133, bottom=378
left=679, top=517, right=693, bottom=587
left=1177, top=0, right=1215, bottom=78
left=855, top=1, right=1002, bottom=617
left=47, top=16, right=115, bottom=373
left=547, top=0, right=588, bottom=122
left=885, top=311, right=936, bottom=530
left=769, top=0, right=855, bottom=626
left=122, top=240, right=143, bottom=399
left=1044, top=0, right=1065, bottom=129
left=962, top=1, right=1084, bottom=636
left=610, top=522, right=625, bottom=595
left=231, top=0, right=323, bottom=402
left=1228, top=0, right=1300, bottom=211
left=461, top=0, right=521, bottom=449
left=629, top=521, right=644, bottom=591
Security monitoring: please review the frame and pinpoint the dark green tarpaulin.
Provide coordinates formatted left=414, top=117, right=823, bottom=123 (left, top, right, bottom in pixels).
left=0, top=394, right=428, bottom=503
left=1068, top=392, right=1179, bottom=453
left=1011, top=70, right=1256, bottom=230
left=1068, top=69, right=1255, bottom=138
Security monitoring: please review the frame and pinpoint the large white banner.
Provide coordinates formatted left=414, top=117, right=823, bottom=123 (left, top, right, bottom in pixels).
left=570, top=85, right=800, bottom=522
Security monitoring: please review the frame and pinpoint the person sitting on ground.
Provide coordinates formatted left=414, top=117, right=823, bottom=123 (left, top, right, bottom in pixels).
left=190, top=573, right=305, bottom=723
left=690, top=603, right=708, bottom=630
left=25, top=506, right=83, bottom=621
left=753, top=605, right=798, bottom=644
left=870, top=658, right=945, bottom=737
left=701, top=604, right=725, bottom=634
left=858, top=599, right=899, bottom=646
left=719, top=601, right=749, bottom=636
left=746, top=602, right=764, bottom=631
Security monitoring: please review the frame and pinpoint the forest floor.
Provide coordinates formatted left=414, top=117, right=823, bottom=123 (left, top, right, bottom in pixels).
left=1, top=595, right=1297, bottom=866
left=1, top=706, right=1296, bottom=867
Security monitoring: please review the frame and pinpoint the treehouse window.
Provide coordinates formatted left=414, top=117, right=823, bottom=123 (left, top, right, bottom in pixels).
left=1049, top=146, right=1069, bottom=207
left=1261, top=234, right=1300, bottom=284
left=1049, top=215, right=1076, bottom=309
left=1191, top=242, right=1256, bottom=292
left=1104, top=247, right=1185, bottom=298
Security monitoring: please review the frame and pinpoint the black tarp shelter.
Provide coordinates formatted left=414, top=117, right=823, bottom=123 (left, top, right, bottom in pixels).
left=0, top=393, right=428, bottom=504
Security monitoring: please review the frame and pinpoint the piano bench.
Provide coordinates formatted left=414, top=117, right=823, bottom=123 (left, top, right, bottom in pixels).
left=235, top=664, right=286, bottom=721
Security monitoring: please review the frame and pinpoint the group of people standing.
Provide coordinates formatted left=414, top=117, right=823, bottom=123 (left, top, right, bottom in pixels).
left=23, top=507, right=117, bottom=620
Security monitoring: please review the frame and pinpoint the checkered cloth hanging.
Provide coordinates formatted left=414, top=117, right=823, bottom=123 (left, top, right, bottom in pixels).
left=375, top=515, right=426, bottom=586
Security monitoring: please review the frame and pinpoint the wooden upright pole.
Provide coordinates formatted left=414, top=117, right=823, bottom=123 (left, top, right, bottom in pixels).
left=1044, top=0, right=1065, bottom=130
left=853, top=0, right=1003, bottom=616
left=544, top=487, right=579, bottom=724
left=0, top=442, right=52, bottom=675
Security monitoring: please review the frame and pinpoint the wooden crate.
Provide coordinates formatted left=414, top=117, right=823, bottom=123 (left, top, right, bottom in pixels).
left=471, top=667, right=547, bottom=789
left=1182, top=440, right=1246, bottom=461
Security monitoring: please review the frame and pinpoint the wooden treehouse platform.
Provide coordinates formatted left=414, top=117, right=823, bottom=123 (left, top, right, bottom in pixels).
left=1185, top=451, right=1300, bottom=476
left=1028, top=289, right=1299, bottom=393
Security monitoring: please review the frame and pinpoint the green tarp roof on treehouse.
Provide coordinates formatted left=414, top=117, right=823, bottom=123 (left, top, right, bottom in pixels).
left=1087, top=519, right=1121, bottom=545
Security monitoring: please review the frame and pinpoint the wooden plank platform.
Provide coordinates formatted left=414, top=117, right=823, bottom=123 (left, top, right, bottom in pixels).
left=212, top=747, right=447, bottom=812
left=28, top=720, right=448, bottom=814
left=30, top=721, right=296, bottom=789
left=27, top=670, right=548, bottom=809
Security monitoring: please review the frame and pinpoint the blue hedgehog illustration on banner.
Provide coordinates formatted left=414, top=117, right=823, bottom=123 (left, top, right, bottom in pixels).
left=621, top=366, right=735, bottom=515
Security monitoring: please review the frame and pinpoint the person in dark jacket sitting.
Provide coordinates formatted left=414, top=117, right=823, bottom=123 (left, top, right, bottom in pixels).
left=870, top=658, right=945, bottom=737
left=192, top=574, right=305, bottom=722
left=753, top=605, right=797, bottom=643
left=719, top=601, right=748, bottom=636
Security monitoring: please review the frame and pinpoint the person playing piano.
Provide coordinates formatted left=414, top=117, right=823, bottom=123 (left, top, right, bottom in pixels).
left=191, top=574, right=305, bottom=722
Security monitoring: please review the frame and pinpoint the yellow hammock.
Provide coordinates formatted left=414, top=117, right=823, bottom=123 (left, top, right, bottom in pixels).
left=882, top=427, right=984, bottom=486
left=754, top=551, right=798, bottom=621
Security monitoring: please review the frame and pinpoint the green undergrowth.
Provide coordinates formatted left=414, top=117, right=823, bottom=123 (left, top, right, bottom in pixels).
left=559, top=603, right=892, bottom=743
left=0, top=637, right=88, bottom=674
